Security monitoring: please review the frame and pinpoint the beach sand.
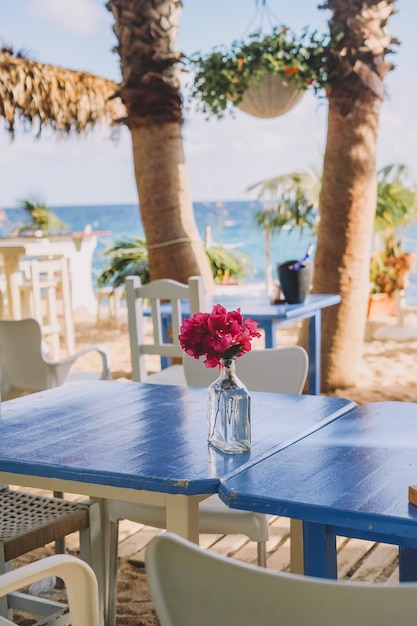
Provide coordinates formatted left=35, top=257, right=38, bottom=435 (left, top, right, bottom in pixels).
left=13, top=304, right=417, bottom=625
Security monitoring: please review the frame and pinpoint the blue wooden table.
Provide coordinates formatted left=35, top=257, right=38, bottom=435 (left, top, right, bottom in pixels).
left=159, top=293, right=341, bottom=395
left=219, top=401, right=417, bottom=581
left=0, top=381, right=354, bottom=543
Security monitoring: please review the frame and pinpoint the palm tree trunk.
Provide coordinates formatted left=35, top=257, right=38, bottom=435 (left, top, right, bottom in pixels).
left=131, top=122, right=212, bottom=283
left=298, top=0, right=396, bottom=391
left=312, top=95, right=380, bottom=389
left=107, top=0, right=213, bottom=292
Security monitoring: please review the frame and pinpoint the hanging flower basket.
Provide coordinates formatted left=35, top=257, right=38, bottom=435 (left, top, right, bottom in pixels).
left=188, top=26, right=330, bottom=120
left=236, top=74, right=304, bottom=119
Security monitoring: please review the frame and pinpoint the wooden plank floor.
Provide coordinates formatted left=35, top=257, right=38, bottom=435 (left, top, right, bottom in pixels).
left=11, top=488, right=399, bottom=625
left=116, top=515, right=399, bottom=583
left=13, top=486, right=400, bottom=582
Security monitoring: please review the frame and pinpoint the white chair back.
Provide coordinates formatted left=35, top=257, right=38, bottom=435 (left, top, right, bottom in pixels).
left=0, top=318, right=111, bottom=399
left=183, top=345, right=308, bottom=393
left=0, top=554, right=100, bottom=626
left=19, top=256, right=74, bottom=359
left=146, top=532, right=417, bottom=626
left=0, top=318, right=51, bottom=394
left=125, top=275, right=204, bottom=382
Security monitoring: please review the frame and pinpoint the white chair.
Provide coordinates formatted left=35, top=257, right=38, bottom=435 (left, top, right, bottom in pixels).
left=183, top=345, right=309, bottom=392
left=19, top=257, right=75, bottom=359
left=97, top=286, right=123, bottom=326
left=125, top=275, right=204, bottom=384
left=0, top=487, right=103, bottom=624
left=0, top=318, right=111, bottom=400
left=0, top=553, right=100, bottom=626
left=185, top=346, right=308, bottom=569
left=105, top=345, right=308, bottom=626
left=147, top=532, right=417, bottom=626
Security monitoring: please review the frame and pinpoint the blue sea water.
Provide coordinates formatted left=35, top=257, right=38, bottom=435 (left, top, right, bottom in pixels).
left=0, top=201, right=315, bottom=282
left=2, top=201, right=417, bottom=303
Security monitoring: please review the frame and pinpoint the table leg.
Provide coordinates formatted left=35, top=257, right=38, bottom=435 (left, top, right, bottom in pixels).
left=308, top=312, right=321, bottom=395
left=69, top=236, right=98, bottom=315
left=165, top=494, right=200, bottom=544
left=255, top=321, right=274, bottom=348
left=290, top=519, right=304, bottom=574
left=161, top=317, right=170, bottom=370
left=303, top=521, right=337, bottom=579
left=399, top=546, right=417, bottom=581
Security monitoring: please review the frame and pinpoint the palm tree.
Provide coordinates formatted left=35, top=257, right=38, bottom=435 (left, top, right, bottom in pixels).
left=248, top=172, right=319, bottom=294
left=0, top=47, right=124, bottom=136
left=17, top=195, right=67, bottom=236
left=375, top=163, right=417, bottom=250
left=305, top=0, right=398, bottom=391
left=96, top=236, right=251, bottom=290
left=106, top=0, right=213, bottom=291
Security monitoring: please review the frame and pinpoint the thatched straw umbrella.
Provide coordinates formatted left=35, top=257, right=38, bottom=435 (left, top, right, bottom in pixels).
left=0, top=47, right=125, bottom=137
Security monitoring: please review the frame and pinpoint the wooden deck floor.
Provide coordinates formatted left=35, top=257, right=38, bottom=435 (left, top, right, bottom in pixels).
left=12, top=488, right=400, bottom=625
left=116, top=515, right=399, bottom=584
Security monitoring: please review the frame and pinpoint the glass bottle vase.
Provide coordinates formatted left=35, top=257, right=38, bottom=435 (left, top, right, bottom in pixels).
left=207, top=357, right=251, bottom=454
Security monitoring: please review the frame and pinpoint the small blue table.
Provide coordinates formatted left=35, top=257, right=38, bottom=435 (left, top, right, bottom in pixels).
left=159, top=293, right=341, bottom=395
left=219, top=401, right=417, bottom=581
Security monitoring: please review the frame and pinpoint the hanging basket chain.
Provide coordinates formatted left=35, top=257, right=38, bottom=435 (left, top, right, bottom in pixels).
left=242, top=0, right=281, bottom=39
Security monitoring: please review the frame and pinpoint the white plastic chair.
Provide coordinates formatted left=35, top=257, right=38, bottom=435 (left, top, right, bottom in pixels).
left=0, top=553, right=100, bottom=626
left=0, top=487, right=103, bottom=624
left=185, top=345, right=308, bottom=567
left=147, top=532, right=417, bottom=626
left=183, top=345, right=309, bottom=392
left=125, top=275, right=204, bottom=384
left=0, top=318, right=111, bottom=400
left=19, top=257, right=75, bottom=359
left=105, top=345, right=308, bottom=626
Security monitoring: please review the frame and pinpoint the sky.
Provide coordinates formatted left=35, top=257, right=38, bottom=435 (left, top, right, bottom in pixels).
left=0, top=0, right=415, bottom=208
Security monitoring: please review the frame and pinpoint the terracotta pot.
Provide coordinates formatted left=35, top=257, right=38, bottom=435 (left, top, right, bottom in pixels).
left=367, top=293, right=397, bottom=318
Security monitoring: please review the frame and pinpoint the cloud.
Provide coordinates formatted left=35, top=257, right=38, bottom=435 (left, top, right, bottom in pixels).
left=27, top=0, right=109, bottom=35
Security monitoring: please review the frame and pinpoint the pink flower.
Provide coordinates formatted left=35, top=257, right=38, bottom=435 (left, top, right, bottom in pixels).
left=179, top=304, right=261, bottom=368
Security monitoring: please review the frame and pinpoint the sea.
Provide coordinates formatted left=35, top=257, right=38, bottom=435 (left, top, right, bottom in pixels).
left=2, top=201, right=417, bottom=304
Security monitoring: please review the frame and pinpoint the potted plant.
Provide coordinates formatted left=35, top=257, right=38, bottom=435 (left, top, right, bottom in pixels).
left=369, top=247, right=415, bottom=316
left=368, top=164, right=417, bottom=317
left=187, top=26, right=331, bottom=119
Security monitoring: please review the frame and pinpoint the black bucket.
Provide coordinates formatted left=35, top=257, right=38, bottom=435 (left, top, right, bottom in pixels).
left=277, top=260, right=312, bottom=304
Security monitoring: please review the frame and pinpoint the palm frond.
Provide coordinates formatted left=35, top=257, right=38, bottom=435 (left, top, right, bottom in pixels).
left=96, top=238, right=150, bottom=290
left=250, top=171, right=320, bottom=235
left=16, top=195, right=67, bottom=235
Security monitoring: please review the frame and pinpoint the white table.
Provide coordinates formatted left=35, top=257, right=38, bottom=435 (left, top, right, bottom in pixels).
left=0, top=233, right=102, bottom=318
